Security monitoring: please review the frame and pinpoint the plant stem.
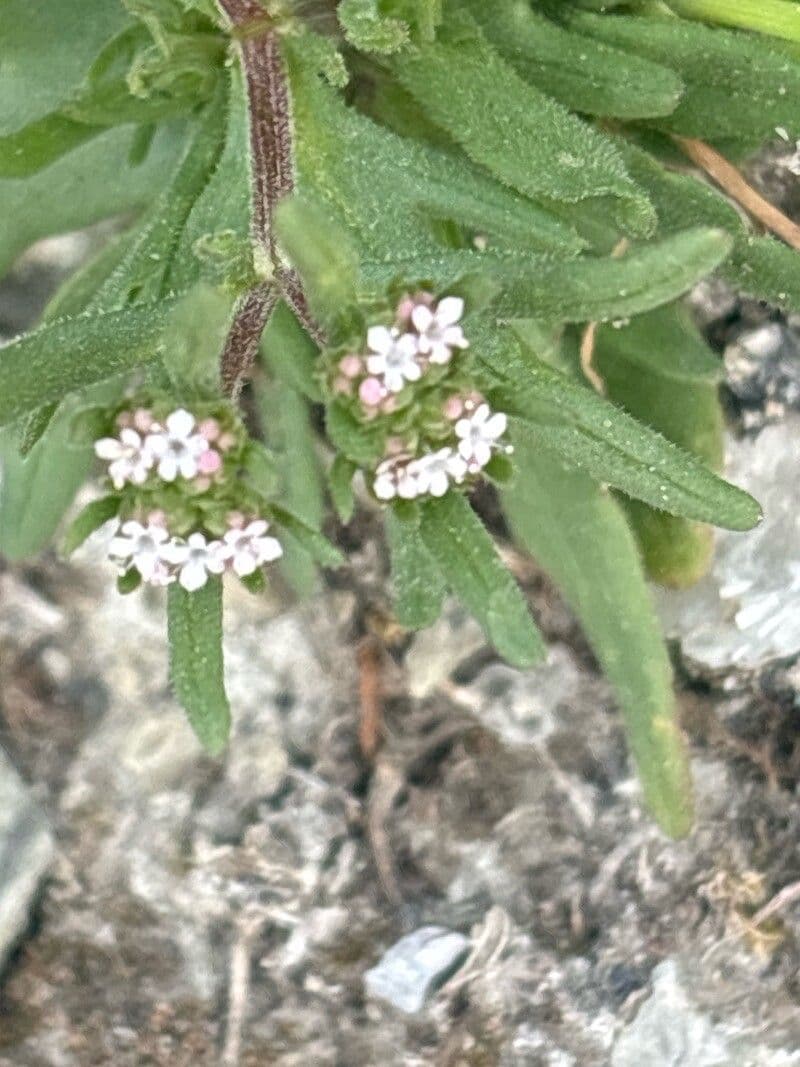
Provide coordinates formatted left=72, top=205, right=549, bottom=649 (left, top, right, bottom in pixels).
left=215, top=0, right=324, bottom=390
left=667, top=0, right=800, bottom=43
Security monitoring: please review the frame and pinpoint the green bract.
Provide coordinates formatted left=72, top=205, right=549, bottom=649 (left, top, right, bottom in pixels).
left=1, top=0, right=792, bottom=836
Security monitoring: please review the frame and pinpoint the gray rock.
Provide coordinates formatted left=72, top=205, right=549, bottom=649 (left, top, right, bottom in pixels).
left=0, top=748, right=54, bottom=971
left=725, top=322, right=800, bottom=427
left=364, top=926, right=470, bottom=1014
left=612, top=961, right=800, bottom=1067
left=658, top=417, right=800, bottom=673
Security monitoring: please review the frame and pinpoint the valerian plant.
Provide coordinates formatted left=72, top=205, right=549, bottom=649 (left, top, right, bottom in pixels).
left=2, top=0, right=799, bottom=836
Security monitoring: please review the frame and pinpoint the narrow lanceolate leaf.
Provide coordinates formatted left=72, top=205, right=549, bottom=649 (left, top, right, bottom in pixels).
left=594, top=307, right=725, bottom=587
left=390, top=19, right=654, bottom=234
left=285, top=34, right=585, bottom=260
left=386, top=508, right=446, bottom=629
left=463, top=0, right=684, bottom=120
left=167, top=578, right=231, bottom=755
left=261, top=301, right=322, bottom=402
left=328, top=455, right=357, bottom=524
left=0, top=299, right=177, bottom=425
left=61, top=495, right=121, bottom=556
left=362, top=228, right=733, bottom=323
left=504, top=448, right=693, bottom=838
left=477, top=331, right=760, bottom=531
left=418, top=492, right=545, bottom=668
left=574, top=13, right=800, bottom=153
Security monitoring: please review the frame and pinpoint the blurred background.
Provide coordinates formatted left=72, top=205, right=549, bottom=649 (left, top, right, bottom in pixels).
left=0, top=141, right=799, bottom=1066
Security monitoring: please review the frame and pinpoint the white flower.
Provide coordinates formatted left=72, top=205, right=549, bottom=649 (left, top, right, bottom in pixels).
left=222, top=520, right=283, bottom=577
left=411, top=296, right=469, bottom=365
left=144, top=409, right=208, bottom=482
left=455, top=404, right=508, bottom=469
left=162, top=532, right=227, bottom=592
left=373, top=458, right=421, bottom=501
left=366, top=326, right=421, bottom=393
left=94, top=428, right=154, bottom=489
left=373, top=462, right=398, bottom=501
left=109, top=520, right=173, bottom=583
left=415, top=448, right=467, bottom=498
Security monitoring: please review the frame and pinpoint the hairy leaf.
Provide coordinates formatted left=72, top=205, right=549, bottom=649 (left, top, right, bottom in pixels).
left=478, top=330, right=760, bottom=530
left=390, top=19, right=655, bottom=234
left=167, top=578, right=231, bottom=754
left=0, top=299, right=177, bottom=425
left=418, top=492, right=545, bottom=667
left=62, top=495, right=122, bottom=556
left=339, top=0, right=410, bottom=53
left=387, top=507, right=446, bottom=628
left=463, top=0, right=684, bottom=120
left=504, top=448, right=693, bottom=837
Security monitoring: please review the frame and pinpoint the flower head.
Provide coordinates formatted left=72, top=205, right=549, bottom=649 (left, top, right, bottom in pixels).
left=94, top=428, right=155, bottom=489
left=411, top=296, right=469, bottom=365
left=109, top=520, right=172, bottom=583
left=162, top=532, right=227, bottom=592
left=455, top=404, right=508, bottom=470
left=222, top=519, right=283, bottom=577
left=366, top=326, right=421, bottom=393
left=145, top=409, right=209, bottom=482
left=415, top=447, right=467, bottom=497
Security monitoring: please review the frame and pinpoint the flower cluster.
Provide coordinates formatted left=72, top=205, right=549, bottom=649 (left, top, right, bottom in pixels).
left=373, top=397, right=510, bottom=502
left=108, top=515, right=282, bottom=592
left=322, top=288, right=512, bottom=503
left=332, top=294, right=469, bottom=417
left=93, top=404, right=283, bottom=593
left=94, top=407, right=233, bottom=491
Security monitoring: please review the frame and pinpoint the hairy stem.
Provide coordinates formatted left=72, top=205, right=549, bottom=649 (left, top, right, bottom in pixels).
left=215, top=0, right=323, bottom=390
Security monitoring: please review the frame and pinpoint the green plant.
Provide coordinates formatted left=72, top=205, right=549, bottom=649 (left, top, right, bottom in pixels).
left=2, top=0, right=798, bottom=835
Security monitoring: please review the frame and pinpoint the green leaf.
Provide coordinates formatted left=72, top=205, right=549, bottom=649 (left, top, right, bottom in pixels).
left=725, top=235, right=800, bottom=313
left=275, top=195, right=360, bottom=327
left=574, top=12, right=800, bottom=153
left=463, top=0, right=685, bottom=120
left=167, top=578, right=231, bottom=755
left=418, top=492, right=545, bottom=667
left=0, top=114, right=104, bottom=179
left=0, top=413, right=94, bottom=560
left=389, top=18, right=655, bottom=234
left=285, top=36, right=585, bottom=260
left=338, top=0, right=410, bottom=53
left=386, top=507, right=446, bottom=628
left=270, top=506, right=344, bottom=569
left=504, top=447, right=693, bottom=837
left=325, top=401, right=386, bottom=467
left=478, top=330, right=760, bottom=531
left=593, top=304, right=721, bottom=384
left=362, top=227, right=733, bottom=322
left=0, top=121, right=185, bottom=279
left=62, top=495, right=121, bottom=556
left=161, top=282, right=234, bottom=398
left=261, top=301, right=322, bottom=401
left=0, top=298, right=177, bottom=425
left=328, top=455, right=357, bottom=524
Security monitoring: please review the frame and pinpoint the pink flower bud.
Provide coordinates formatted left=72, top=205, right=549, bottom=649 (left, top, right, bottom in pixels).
left=333, top=376, right=352, bottom=396
left=198, top=449, right=223, bottom=475
left=198, top=417, right=220, bottom=442
left=217, top=432, right=237, bottom=452
left=194, top=476, right=211, bottom=492
left=132, top=408, right=154, bottom=433
left=443, top=395, right=464, bottom=421
left=338, top=355, right=363, bottom=379
left=227, top=511, right=245, bottom=529
left=381, top=396, right=398, bottom=414
left=396, top=295, right=416, bottom=325
left=116, top=411, right=134, bottom=429
left=359, top=377, right=385, bottom=408
left=148, top=509, right=167, bottom=527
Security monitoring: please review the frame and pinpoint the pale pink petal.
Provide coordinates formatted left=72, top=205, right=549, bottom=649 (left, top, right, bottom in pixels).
left=436, top=297, right=464, bottom=327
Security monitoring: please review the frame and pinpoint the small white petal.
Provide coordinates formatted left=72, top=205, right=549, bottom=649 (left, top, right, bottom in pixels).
left=411, top=304, right=435, bottom=333
left=94, top=438, right=124, bottom=460
left=166, top=408, right=196, bottom=439
left=256, top=536, right=283, bottom=563
left=158, top=455, right=179, bottom=482
left=367, top=325, right=395, bottom=355
left=436, top=296, right=464, bottom=326
left=233, top=551, right=258, bottom=577
left=179, top=562, right=209, bottom=592
left=374, top=476, right=396, bottom=501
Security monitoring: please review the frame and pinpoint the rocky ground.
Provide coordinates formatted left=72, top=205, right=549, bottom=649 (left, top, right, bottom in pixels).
left=1, top=153, right=800, bottom=1066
